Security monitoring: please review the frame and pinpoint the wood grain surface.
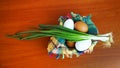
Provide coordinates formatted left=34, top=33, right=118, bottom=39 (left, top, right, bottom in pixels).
left=0, top=0, right=120, bottom=68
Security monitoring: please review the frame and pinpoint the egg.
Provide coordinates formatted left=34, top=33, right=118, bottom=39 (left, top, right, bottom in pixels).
left=63, top=19, right=74, bottom=30
left=75, top=40, right=92, bottom=51
left=66, top=41, right=75, bottom=48
left=74, top=21, right=88, bottom=32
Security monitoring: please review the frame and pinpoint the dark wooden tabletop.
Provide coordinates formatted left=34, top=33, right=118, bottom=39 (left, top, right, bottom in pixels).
left=0, top=0, right=120, bottom=68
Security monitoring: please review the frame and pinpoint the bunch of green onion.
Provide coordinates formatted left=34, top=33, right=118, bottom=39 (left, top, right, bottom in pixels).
left=8, top=24, right=113, bottom=47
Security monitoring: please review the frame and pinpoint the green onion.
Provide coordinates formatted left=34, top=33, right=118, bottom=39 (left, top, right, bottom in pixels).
left=8, top=24, right=113, bottom=47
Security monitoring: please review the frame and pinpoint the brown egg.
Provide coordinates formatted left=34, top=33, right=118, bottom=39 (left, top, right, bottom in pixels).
left=66, top=41, right=75, bottom=48
left=74, top=21, right=88, bottom=32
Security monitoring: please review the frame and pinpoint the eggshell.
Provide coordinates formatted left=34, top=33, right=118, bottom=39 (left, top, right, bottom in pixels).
left=66, top=41, right=75, bottom=48
left=75, top=40, right=92, bottom=51
left=75, top=21, right=88, bottom=32
left=63, top=19, right=74, bottom=30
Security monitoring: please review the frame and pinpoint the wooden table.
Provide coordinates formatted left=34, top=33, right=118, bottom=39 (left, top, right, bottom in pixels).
left=0, top=0, right=120, bottom=68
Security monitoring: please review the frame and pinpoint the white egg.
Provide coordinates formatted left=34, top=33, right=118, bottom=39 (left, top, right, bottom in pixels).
left=75, top=40, right=92, bottom=51
left=63, top=19, right=74, bottom=30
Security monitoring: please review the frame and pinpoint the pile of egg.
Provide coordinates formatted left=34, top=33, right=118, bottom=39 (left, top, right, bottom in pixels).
left=63, top=19, right=92, bottom=52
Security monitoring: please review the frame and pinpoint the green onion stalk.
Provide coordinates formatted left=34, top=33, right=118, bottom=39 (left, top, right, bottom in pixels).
left=8, top=25, right=113, bottom=47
